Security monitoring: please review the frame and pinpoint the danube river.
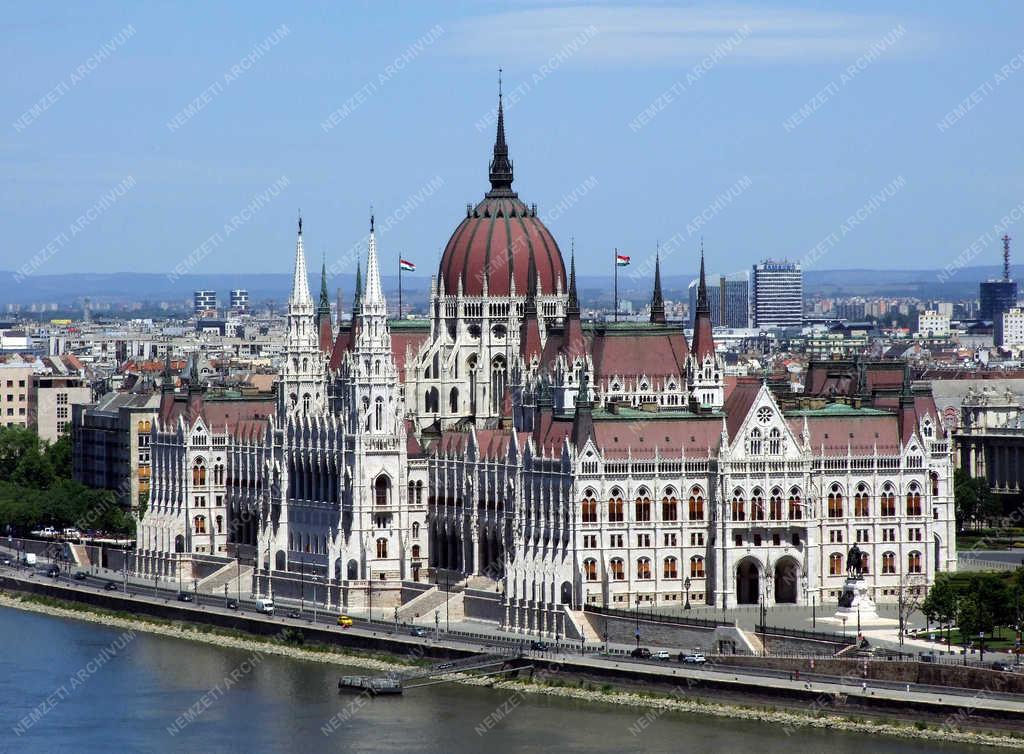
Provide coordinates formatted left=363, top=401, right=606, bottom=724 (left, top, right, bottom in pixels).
left=0, top=606, right=991, bottom=753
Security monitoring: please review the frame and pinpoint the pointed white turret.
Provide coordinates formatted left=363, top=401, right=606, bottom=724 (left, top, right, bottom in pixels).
left=362, top=214, right=385, bottom=312
left=278, top=215, right=327, bottom=418
left=290, top=217, right=313, bottom=309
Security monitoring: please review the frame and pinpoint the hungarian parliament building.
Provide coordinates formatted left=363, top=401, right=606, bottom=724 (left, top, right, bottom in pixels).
left=137, top=94, right=956, bottom=637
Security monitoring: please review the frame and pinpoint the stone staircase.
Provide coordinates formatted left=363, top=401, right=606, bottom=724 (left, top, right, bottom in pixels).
left=68, top=544, right=91, bottom=568
left=399, top=586, right=449, bottom=620
left=198, top=562, right=253, bottom=597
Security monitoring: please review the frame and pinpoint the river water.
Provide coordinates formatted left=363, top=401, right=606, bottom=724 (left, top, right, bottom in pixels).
left=0, top=606, right=989, bottom=753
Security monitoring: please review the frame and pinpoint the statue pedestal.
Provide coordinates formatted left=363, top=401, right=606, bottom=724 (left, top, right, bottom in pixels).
left=833, top=578, right=882, bottom=626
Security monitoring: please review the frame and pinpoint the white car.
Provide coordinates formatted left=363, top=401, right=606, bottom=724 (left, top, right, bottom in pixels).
left=654, top=650, right=671, bottom=660
left=682, top=653, right=707, bottom=665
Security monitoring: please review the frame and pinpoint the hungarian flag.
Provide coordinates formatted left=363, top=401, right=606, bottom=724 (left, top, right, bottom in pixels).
left=400, top=259, right=416, bottom=272
left=616, top=253, right=630, bottom=267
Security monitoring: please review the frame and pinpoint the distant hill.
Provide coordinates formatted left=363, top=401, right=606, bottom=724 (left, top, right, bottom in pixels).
left=0, top=265, right=1005, bottom=306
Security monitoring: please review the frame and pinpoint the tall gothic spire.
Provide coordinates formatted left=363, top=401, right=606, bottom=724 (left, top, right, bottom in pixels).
left=352, top=259, right=362, bottom=319
left=363, top=213, right=385, bottom=308
left=487, top=68, right=514, bottom=196
left=696, top=238, right=710, bottom=316
left=290, top=214, right=312, bottom=307
left=650, top=247, right=666, bottom=324
left=691, top=238, right=716, bottom=361
left=567, top=238, right=580, bottom=317
left=317, top=254, right=331, bottom=326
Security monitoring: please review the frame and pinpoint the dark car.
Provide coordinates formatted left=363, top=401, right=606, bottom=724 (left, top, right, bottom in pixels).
left=104, top=581, right=119, bottom=591
left=1, top=557, right=11, bottom=566
left=630, top=647, right=652, bottom=659
left=530, top=640, right=551, bottom=651
left=992, top=661, right=1012, bottom=672
left=177, top=592, right=194, bottom=602
left=410, top=627, right=427, bottom=637
left=226, top=598, right=238, bottom=610
left=73, top=571, right=88, bottom=581
left=46, top=565, right=60, bottom=578
left=287, top=610, right=301, bottom=619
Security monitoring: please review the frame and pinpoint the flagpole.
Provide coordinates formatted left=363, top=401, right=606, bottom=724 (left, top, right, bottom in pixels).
left=614, top=247, right=619, bottom=323
left=398, top=256, right=403, bottom=320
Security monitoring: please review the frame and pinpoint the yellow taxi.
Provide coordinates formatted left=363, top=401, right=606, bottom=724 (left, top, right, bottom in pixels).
left=337, top=615, right=354, bottom=628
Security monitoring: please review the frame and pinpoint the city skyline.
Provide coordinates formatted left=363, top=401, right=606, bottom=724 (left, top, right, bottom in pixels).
left=4, top=2, right=1024, bottom=282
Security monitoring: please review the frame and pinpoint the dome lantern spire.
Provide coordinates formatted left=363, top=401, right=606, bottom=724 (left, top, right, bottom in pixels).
left=487, top=68, right=515, bottom=197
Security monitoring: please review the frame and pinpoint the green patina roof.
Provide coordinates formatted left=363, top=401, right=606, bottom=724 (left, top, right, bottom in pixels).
left=786, top=403, right=892, bottom=418
left=591, top=406, right=724, bottom=421
left=388, top=319, right=431, bottom=331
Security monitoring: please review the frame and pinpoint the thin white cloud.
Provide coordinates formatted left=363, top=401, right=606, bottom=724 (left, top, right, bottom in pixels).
left=446, top=4, right=931, bottom=65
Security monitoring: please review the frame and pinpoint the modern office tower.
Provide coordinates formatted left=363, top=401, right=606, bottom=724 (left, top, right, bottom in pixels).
left=752, top=260, right=803, bottom=328
left=230, top=288, right=249, bottom=315
left=193, top=289, right=217, bottom=317
left=981, top=235, right=1017, bottom=346
left=1001, top=307, right=1024, bottom=349
left=719, top=272, right=750, bottom=328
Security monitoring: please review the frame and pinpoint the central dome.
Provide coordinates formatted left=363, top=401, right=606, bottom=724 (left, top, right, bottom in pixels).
left=438, top=93, right=566, bottom=298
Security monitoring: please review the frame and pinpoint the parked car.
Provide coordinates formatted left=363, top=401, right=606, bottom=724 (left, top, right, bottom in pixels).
left=630, top=647, right=652, bottom=659
left=287, top=610, right=302, bottom=619
left=530, top=640, right=551, bottom=651
left=654, top=650, right=671, bottom=661
left=255, top=598, right=275, bottom=615
left=73, top=571, right=88, bottom=581
left=176, top=592, right=194, bottom=602
left=679, top=653, right=707, bottom=665
left=337, top=615, right=354, bottom=628
left=992, top=661, right=1012, bottom=672
left=226, top=598, right=238, bottom=610
left=104, top=581, right=119, bottom=591
left=63, top=528, right=81, bottom=539
left=46, top=565, right=60, bottom=578
left=1, top=556, right=11, bottom=566
left=410, top=627, right=427, bottom=637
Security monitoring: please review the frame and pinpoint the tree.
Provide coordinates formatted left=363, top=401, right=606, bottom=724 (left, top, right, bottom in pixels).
left=954, top=468, right=979, bottom=528
left=44, top=435, right=72, bottom=479
left=957, top=595, right=985, bottom=640
left=11, top=448, right=54, bottom=489
left=0, top=426, right=39, bottom=481
left=921, top=575, right=959, bottom=648
left=973, top=572, right=1012, bottom=631
left=974, top=477, right=1002, bottom=527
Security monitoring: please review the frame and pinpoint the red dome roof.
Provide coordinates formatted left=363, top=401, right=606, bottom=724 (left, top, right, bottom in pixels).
left=440, top=196, right=565, bottom=297
left=438, top=88, right=566, bottom=298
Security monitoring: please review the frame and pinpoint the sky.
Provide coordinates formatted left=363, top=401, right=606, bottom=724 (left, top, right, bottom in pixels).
left=3, top=1, right=1024, bottom=287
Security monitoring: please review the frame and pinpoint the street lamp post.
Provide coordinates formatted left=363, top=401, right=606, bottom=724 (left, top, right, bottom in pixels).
left=153, top=571, right=158, bottom=599
left=634, top=595, right=641, bottom=649
left=841, top=615, right=848, bottom=638
left=434, top=609, right=440, bottom=640
left=394, top=606, right=399, bottom=634
left=979, top=631, right=986, bottom=663
left=300, top=557, right=305, bottom=614
left=224, top=583, right=228, bottom=609
left=312, top=576, right=319, bottom=624
left=684, top=577, right=691, bottom=610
